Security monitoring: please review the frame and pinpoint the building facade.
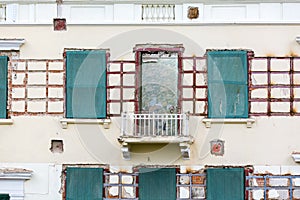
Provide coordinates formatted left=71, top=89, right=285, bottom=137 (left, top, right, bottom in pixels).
left=1, top=0, right=300, bottom=199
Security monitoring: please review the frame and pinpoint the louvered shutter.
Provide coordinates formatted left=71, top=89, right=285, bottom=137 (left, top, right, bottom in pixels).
left=66, top=167, right=103, bottom=200
left=0, top=56, right=8, bottom=119
left=139, top=168, right=176, bottom=200
left=207, top=168, right=245, bottom=200
left=66, top=50, right=107, bottom=118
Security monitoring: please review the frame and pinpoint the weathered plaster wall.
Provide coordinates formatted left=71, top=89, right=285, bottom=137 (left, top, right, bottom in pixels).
left=0, top=116, right=298, bottom=165
left=0, top=25, right=299, bottom=59
left=0, top=23, right=299, bottom=164
left=1, top=24, right=300, bottom=199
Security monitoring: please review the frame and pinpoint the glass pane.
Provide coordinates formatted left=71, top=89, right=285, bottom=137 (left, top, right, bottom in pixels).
left=208, top=83, right=248, bottom=118
left=140, top=52, right=178, bottom=114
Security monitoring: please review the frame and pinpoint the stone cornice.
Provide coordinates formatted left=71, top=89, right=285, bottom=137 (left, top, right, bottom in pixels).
left=0, top=39, right=25, bottom=51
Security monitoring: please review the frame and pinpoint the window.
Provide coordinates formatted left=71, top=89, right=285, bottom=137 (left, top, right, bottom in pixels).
left=139, top=51, right=179, bottom=114
left=206, top=168, right=245, bottom=200
left=207, top=50, right=248, bottom=118
left=66, top=50, right=107, bottom=119
left=66, top=167, right=103, bottom=200
left=0, top=56, right=8, bottom=119
left=135, top=45, right=184, bottom=114
left=138, top=168, right=176, bottom=200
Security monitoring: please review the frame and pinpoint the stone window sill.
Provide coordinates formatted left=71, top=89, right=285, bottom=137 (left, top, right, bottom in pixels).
left=0, top=119, right=13, bottom=125
left=202, top=118, right=255, bottom=128
left=60, top=118, right=111, bottom=129
left=292, top=153, right=300, bottom=163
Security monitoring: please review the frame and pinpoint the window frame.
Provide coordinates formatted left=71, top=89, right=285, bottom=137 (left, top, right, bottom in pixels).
left=133, top=44, right=184, bottom=114
left=207, top=50, right=249, bottom=119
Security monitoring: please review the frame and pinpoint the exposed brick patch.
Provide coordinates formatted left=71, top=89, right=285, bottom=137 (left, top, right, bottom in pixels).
left=53, top=18, right=67, bottom=31
left=9, top=59, right=64, bottom=117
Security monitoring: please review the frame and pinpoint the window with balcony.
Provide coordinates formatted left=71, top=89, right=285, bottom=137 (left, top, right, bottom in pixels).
left=132, top=44, right=184, bottom=138
left=119, top=44, right=193, bottom=160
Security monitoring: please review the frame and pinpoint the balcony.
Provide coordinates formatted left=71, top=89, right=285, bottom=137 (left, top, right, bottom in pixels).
left=118, top=112, right=194, bottom=160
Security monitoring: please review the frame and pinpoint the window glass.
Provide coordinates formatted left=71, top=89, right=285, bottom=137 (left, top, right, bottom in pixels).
left=207, top=50, right=248, bottom=118
left=140, top=52, right=178, bottom=114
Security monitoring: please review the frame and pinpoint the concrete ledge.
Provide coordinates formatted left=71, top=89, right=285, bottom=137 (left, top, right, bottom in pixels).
left=0, top=119, right=13, bottom=125
left=0, top=168, right=32, bottom=180
left=292, top=153, right=300, bottom=163
left=202, top=118, right=255, bottom=128
left=60, top=118, right=111, bottom=129
left=119, top=136, right=194, bottom=160
left=296, top=36, right=300, bottom=44
left=0, top=39, right=25, bottom=50
left=118, top=136, right=194, bottom=144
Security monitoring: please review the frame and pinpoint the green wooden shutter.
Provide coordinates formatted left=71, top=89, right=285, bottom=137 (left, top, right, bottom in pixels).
left=66, top=50, right=107, bottom=118
left=0, top=194, right=10, bottom=200
left=207, top=50, right=248, bottom=118
left=66, top=167, right=103, bottom=200
left=0, top=56, right=8, bottom=119
left=139, top=168, right=176, bottom=200
left=207, top=168, right=245, bottom=200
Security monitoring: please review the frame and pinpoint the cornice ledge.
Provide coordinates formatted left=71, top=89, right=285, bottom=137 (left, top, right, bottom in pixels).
left=0, top=39, right=25, bottom=50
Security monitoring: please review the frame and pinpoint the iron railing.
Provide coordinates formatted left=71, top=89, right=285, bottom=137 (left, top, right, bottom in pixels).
left=121, top=112, right=189, bottom=137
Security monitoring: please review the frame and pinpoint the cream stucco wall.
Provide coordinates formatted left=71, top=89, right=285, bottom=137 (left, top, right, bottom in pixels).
left=1, top=24, right=300, bottom=164
left=1, top=24, right=300, bottom=199
left=0, top=116, right=298, bottom=166
left=0, top=24, right=300, bottom=59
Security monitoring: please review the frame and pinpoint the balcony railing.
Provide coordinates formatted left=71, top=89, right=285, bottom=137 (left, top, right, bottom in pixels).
left=120, top=112, right=192, bottom=159
left=121, top=112, right=189, bottom=138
